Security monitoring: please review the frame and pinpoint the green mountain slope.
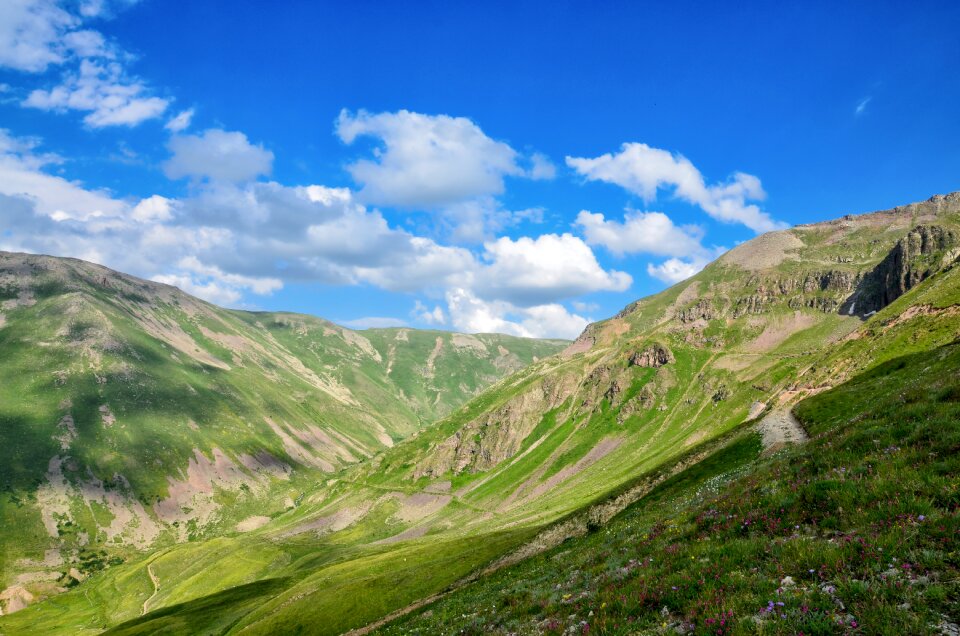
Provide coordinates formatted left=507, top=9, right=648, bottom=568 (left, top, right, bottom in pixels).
left=381, top=333, right=960, bottom=635
left=0, top=251, right=566, bottom=616
left=3, top=192, right=960, bottom=634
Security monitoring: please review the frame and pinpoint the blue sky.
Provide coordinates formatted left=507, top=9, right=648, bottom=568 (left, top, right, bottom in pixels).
left=1, top=1, right=958, bottom=338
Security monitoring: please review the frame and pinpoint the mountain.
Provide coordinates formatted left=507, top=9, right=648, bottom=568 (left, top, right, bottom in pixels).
left=0, top=252, right=566, bottom=616
left=2, top=192, right=960, bottom=635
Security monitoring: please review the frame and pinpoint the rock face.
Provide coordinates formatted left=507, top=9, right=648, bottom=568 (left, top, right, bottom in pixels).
left=628, top=344, right=674, bottom=368
left=412, top=373, right=580, bottom=478
left=852, top=225, right=959, bottom=314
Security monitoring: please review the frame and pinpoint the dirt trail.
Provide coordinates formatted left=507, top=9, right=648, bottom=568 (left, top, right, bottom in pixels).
left=142, top=562, right=160, bottom=615
left=757, top=408, right=808, bottom=453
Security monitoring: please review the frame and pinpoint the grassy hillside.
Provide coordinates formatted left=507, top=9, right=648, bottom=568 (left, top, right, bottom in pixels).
left=0, top=252, right=565, bottom=616
left=380, top=340, right=960, bottom=635
left=2, top=193, right=959, bottom=634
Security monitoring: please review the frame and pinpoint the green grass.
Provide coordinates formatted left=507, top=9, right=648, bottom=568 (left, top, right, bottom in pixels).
left=380, top=343, right=960, bottom=635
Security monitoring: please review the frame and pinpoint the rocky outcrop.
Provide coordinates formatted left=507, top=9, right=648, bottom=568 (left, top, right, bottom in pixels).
left=678, top=299, right=715, bottom=323
left=628, top=344, right=674, bottom=368
left=412, top=374, right=580, bottom=478
left=849, top=225, right=959, bottom=315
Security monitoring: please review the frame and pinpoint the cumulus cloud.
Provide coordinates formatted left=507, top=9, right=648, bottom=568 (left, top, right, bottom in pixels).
left=336, top=109, right=554, bottom=242
left=474, top=233, right=631, bottom=306
left=445, top=288, right=588, bottom=339
left=0, top=128, right=125, bottom=220
left=574, top=207, right=728, bottom=285
left=131, top=194, right=174, bottom=223
left=527, top=152, right=557, bottom=180
left=164, top=129, right=274, bottom=183
left=0, top=0, right=77, bottom=72
left=566, top=143, right=785, bottom=233
left=165, top=108, right=194, bottom=132
left=413, top=300, right=446, bottom=325
left=23, top=58, right=169, bottom=127
left=0, top=127, right=621, bottom=338
left=3, top=0, right=166, bottom=128
left=337, top=109, right=523, bottom=208
left=575, top=209, right=706, bottom=257
left=646, top=257, right=707, bottom=284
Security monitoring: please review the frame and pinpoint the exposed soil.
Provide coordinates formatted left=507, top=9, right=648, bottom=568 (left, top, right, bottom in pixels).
left=720, top=230, right=805, bottom=271
left=236, top=516, right=272, bottom=532
left=757, top=409, right=809, bottom=454
left=744, top=312, right=817, bottom=353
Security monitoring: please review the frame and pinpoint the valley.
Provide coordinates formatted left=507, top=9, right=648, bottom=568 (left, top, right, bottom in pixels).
left=2, top=192, right=960, bottom=635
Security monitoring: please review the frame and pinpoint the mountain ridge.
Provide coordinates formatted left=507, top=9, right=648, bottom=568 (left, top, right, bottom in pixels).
left=0, top=250, right=567, bottom=616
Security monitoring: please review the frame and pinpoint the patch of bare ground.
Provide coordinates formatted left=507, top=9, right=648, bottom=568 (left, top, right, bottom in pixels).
left=236, top=516, right=272, bottom=532
left=510, top=436, right=623, bottom=508
left=451, top=333, right=488, bottom=353
left=373, top=525, right=430, bottom=545
left=757, top=409, right=809, bottom=454
left=53, top=413, right=77, bottom=450
left=279, top=502, right=373, bottom=538
left=393, top=493, right=451, bottom=523
left=744, top=311, right=817, bottom=353
left=424, top=336, right=444, bottom=377
left=882, top=303, right=960, bottom=331
left=153, top=447, right=286, bottom=539
left=720, top=230, right=805, bottom=270
left=0, top=585, right=35, bottom=615
left=263, top=417, right=336, bottom=471
left=662, top=280, right=701, bottom=321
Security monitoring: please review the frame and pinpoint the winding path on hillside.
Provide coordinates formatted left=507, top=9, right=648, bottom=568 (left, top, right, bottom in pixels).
left=142, top=562, right=160, bottom=616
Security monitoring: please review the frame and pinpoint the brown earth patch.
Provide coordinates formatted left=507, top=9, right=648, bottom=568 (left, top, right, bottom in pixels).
left=236, top=516, right=271, bottom=532
left=744, top=312, right=817, bottom=353
left=720, top=230, right=804, bottom=271
left=394, top=493, right=451, bottom=523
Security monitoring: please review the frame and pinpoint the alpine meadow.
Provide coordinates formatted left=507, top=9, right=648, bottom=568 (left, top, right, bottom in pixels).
left=0, top=2, right=959, bottom=635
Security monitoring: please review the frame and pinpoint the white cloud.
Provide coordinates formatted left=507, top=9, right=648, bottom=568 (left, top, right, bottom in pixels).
left=571, top=300, right=599, bottom=313
left=528, top=152, right=557, bottom=180
left=165, top=108, right=194, bottom=133
left=474, top=233, right=631, bottom=306
left=337, top=109, right=523, bottom=208
left=150, top=273, right=243, bottom=306
left=413, top=300, right=446, bottom=325
left=2, top=1, right=164, bottom=129
left=575, top=209, right=706, bottom=257
left=0, top=0, right=76, bottom=72
left=24, top=59, right=169, bottom=127
left=131, top=194, right=174, bottom=223
left=61, top=29, right=109, bottom=58
left=855, top=96, right=871, bottom=117
left=445, top=288, right=588, bottom=339
left=340, top=316, right=407, bottom=329
left=335, top=109, right=555, bottom=242
left=0, top=129, right=622, bottom=338
left=646, top=257, right=706, bottom=284
left=164, top=129, right=274, bottom=182
left=566, top=143, right=785, bottom=233
left=0, top=128, right=125, bottom=220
